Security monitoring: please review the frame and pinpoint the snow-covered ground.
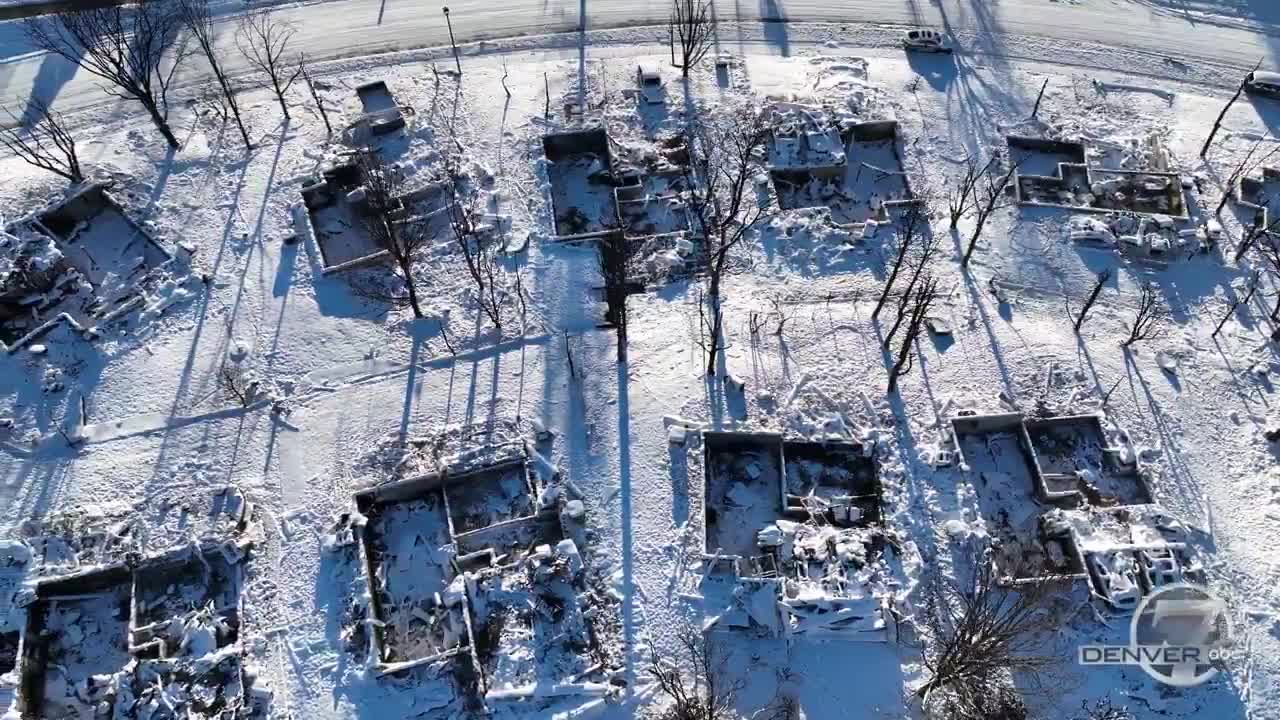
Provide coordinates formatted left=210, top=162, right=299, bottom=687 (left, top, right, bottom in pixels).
left=4, top=6, right=1280, bottom=720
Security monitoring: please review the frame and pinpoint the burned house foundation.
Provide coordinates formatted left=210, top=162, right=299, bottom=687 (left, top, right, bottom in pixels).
left=700, top=432, right=890, bottom=641
left=950, top=411, right=1195, bottom=612
left=16, top=542, right=253, bottom=719
left=353, top=446, right=608, bottom=709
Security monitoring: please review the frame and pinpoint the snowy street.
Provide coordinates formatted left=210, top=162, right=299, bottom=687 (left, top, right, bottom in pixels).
left=4, top=1, right=1280, bottom=720
left=4, top=0, right=1280, bottom=114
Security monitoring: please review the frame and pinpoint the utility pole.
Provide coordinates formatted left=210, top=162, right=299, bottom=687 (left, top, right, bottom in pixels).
left=443, top=6, right=462, bottom=75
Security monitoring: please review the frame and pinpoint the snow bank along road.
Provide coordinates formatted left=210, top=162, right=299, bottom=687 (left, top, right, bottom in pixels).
left=3, top=0, right=1280, bottom=114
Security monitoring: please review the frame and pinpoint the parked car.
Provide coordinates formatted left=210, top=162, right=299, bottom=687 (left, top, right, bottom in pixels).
left=636, top=65, right=666, bottom=105
left=1245, top=70, right=1280, bottom=99
left=903, top=29, right=952, bottom=54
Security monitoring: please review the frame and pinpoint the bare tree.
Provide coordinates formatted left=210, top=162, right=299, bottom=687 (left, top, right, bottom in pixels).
left=887, top=275, right=938, bottom=393
left=24, top=0, right=188, bottom=148
left=962, top=156, right=1020, bottom=267
left=1253, top=234, right=1280, bottom=321
left=1030, top=78, right=1050, bottom=119
left=1074, top=269, right=1112, bottom=332
left=597, top=232, right=630, bottom=362
left=646, top=627, right=742, bottom=720
left=444, top=154, right=504, bottom=331
left=300, top=57, right=333, bottom=135
left=1214, top=135, right=1280, bottom=218
left=217, top=364, right=258, bottom=407
left=1, top=99, right=83, bottom=183
left=1236, top=212, right=1279, bottom=263
left=914, top=548, right=1064, bottom=714
left=767, top=293, right=792, bottom=337
left=1201, top=59, right=1263, bottom=159
left=873, top=203, right=927, bottom=318
left=948, top=155, right=998, bottom=229
left=177, top=0, right=250, bottom=147
left=1123, top=283, right=1167, bottom=347
left=353, top=146, right=430, bottom=319
left=684, top=102, right=772, bottom=375
left=669, top=0, right=714, bottom=78
left=883, top=210, right=941, bottom=349
left=237, top=9, right=303, bottom=121
left=1213, top=271, right=1261, bottom=337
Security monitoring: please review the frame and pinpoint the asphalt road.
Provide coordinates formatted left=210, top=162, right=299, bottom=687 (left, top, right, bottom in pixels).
left=1, top=0, right=1279, bottom=114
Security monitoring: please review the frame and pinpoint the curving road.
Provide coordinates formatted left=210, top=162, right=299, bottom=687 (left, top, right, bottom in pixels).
left=1, top=0, right=1280, bottom=115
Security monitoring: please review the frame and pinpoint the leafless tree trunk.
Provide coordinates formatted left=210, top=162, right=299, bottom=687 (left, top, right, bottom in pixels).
left=1, top=99, right=83, bottom=183
left=24, top=0, right=187, bottom=148
left=1234, top=204, right=1280, bottom=262
left=1075, top=269, right=1112, bottom=332
left=353, top=146, right=430, bottom=319
left=914, top=547, right=1064, bottom=715
left=237, top=8, right=302, bottom=121
left=177, top=0, right=249, bottom=148
left=646, top=627, right=743, bottom=720
left=669, top=0, right=714, bottom=77
left=962, top=157, right=1020, bottom=267
left=948, top=156, right=995, bottom=230
left=883, top=210, right=941, bottom=349
left=597, top=233, right=630, bottom=362
left=217, top=364, right=258, bottom=407
left=300, top=57, right=333, bottom=135
left=1123, top=283, right=1167, bottom=347
left=768, top=293, right=792, bottom=337
left=1031, top=78, right=1050, bottom=119
left=684, top=102, right=772, bottom=375
left=1253, top=235, right=1280, bottom=321
left=1215, top=136, right=1280, bottom=217
left=873, top=204, right=927, bottom=318
left=887, top=275, right=938, bottom=393
left=444, top=154, right=504, bottom=331
left=1202, top=59, right=1262, bottom=159
left=1213, top=271, right=1261, bottom=337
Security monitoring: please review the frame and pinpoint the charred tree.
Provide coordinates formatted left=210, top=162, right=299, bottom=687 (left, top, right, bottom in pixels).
left=237, top=9, right=303, bottom=121
left=1253, top=234, right=1280, bottom=321
left=300, top=57, right=333, bottom=134
left=948, top=155, right=998, bottom=229
left=353, top=146, right=430, bottom=319
left=873, top=203, right=927, bottom=319
left=962, top=156, right=1020, bottom=267
left=1074, top=269, right=1112, bottom=332
left=1, top=99, right=83, bottom=183
left=646, top=627, right=742, bottom=720
left=883, top=211, right=941, bottom=349
left=914, top=547, right=1064, bottom=715
left=444, top=154, right=504, bottom=332
left=669, top=0, right=714, bottom=77
left=1202, top=59, right=1262, bottom=159
left=887, top=275, right=938, bottom=393
left=1213, top=271, right=1261, bottom=338
left=178, top=0, right=250, bottom=147
left=684, top=102, right=772, bottom=375
left=1123, top=283, right=1168, bottom=347
left=1215, top=135, right=1280, bottom=217
left=1031, top=78, right=1050, bottom=119
left=24, top=0, right=188, bottom=148
left=597, top=232, right=630, bottom=362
